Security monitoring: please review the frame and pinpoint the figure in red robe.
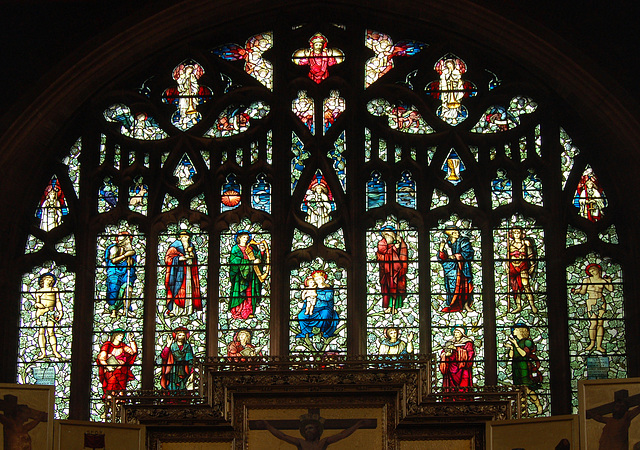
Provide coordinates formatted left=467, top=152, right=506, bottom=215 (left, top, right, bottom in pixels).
left=165, top=231, right=203, bottom=317
left=292, top=33, right=345, bottom=84
left=376, top=226, right=408, bottom=314
left=439, top=327, right=474, bottom=390
left=96, top=329, right=137, bottom=399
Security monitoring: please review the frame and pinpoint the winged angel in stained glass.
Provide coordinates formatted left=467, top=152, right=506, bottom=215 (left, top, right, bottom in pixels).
left=364, top=30, right=426, bottom=88
left=212, top=32, right=274, bottom=90
left=292, top=33, right=345, bottom=84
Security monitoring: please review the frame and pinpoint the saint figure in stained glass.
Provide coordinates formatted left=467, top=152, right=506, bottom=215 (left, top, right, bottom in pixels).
left=437, top=226, right=474, bottom=313
left=228, top=231, right=270, bottom=320
left=378, top=327, right=414, bottom=355
left=426, top=55, right=476, bottom=125
left=376, top=226, right=408, bottom=314
left=302, top=173, right=334, bottom=228
left=574, top=168, right=607, bottom=222
left=227, top=329, right=262, bottom=357
left=36, top=177, right=68, bottom=232
left=34, top=273, right=63, bottom=359
left=164, top=230, right=203, bottom=317
left=162, top=61, right=212, bottom=130
left=292, top=90, right=314, bottom=134
left=570, top=263, right=613, bottom=353
left=507, top=227, right=538, bottom=314
left=104, top=232, right=137, bottom=319
left=96, top=330, right=137, bottom=400
left=323, top=90, right=345, bottom=134
left=439, top=327, right=474, bottom=389
left=506, top=323, right=543, bottom=415
left=157, top=326, right=194, bottom=391
left=292, top=33, right=345, bottom=84
left=296, top=270, right=339, bottom=339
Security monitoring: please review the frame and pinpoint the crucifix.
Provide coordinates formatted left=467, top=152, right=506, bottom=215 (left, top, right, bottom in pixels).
left=250, top=408, right=376, bottom=449
left=586, top=389, right=640, bottom=449
left=0, top=394, right=48, bottom=450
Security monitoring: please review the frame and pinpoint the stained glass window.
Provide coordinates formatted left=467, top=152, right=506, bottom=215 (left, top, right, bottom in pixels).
left=364, top=30, right=425, bottom=88
left=492, top=169, right=512, bottom=208
left=15, top=19, right=630, bottom=422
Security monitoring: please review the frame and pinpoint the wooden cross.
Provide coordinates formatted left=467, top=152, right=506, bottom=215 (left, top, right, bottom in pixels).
left=586, top=389, right=640, bottom=418
left=0, top=394, right=48, bottom=422
left=249, top=408, right=377, bottom=431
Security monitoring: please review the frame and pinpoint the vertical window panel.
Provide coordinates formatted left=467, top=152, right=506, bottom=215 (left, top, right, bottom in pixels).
left=18, top=264, right=75, bottom=418
left=218, top=219, right=271, bottom=356
left=366, top=217, right=419, bottom=356
left=566, top=254, right=626, bottom=411
left=92, top=222, right=146, bottom=420
left=290, top=258, right=347, bottom=355
left=431, top=217, right=484, bottom=389
left=494, top=216, right=550, bottom=416
left=155, top=221, right=208, bottom=394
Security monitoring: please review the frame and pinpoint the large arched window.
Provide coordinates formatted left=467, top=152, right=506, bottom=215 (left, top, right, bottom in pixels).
left=4, top=1, right=637, bottom=423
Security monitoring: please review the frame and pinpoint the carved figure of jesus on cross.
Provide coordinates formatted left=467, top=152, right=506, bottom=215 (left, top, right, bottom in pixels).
left=586, top=389, right=640, bottom=450
left=252, top=407, right=376, bottom=449
left=0, top=394, right=48, bottom=450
